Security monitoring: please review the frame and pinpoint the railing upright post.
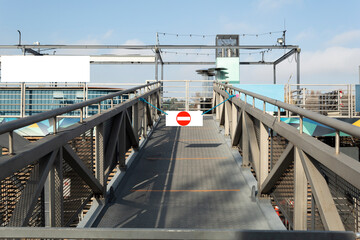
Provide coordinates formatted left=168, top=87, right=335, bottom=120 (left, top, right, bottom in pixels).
left=8, top=131, right=14, bottom=155
left=335, top=130, right=340, bottom=154
left=80, top=108, right=84, bottom=123
left=53, top=117, right=57, bottom=134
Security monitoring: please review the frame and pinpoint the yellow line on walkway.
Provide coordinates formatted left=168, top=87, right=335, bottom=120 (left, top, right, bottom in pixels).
left=146, top=157, right=228, bottom=160
left=131, top=189, right=241, bottom=192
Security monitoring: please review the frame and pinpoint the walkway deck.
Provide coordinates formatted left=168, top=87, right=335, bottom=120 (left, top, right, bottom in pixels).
left=94, top=116, right=283, bottom=229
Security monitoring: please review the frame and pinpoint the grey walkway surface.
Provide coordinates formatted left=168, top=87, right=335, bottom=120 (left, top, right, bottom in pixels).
left=94, top=116, right=280, bottom=229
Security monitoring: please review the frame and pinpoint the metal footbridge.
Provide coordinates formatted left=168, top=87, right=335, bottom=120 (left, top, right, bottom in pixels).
left=0, top=81, right=359, bottom=239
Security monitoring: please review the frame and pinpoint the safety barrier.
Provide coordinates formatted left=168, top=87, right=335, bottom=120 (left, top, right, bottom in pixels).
left=214, top=82, right=360, bottom=231
left=0, top=82, right=161, bottom=227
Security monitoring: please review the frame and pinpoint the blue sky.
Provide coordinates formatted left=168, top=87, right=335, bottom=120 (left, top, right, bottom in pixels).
left=1, top=0, right=360, bottom=84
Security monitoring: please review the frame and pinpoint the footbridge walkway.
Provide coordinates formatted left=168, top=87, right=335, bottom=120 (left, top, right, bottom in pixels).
left=0, top=81, right=359, bottom=239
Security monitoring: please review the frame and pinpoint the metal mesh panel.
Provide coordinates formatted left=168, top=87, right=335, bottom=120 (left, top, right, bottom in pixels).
left=62, top=159, right=92, bottom=226
left=28, top=193, right=45, bottom=227
left=271, top=162, right=295, bottom=228
left=317, top=161, right=360, bottom=232
left=269, top=134, right=287, bottom=170
left=0, top=163, right=36, bottom=226
left=308, top=196, right=325, bottom=230
left=54, top=163, right=63, bottom=227
left=269, top=133, right=294, bottom=228
left=64, top=129, right=95, bottom=226
left=67, top=129, right=95, bottom=174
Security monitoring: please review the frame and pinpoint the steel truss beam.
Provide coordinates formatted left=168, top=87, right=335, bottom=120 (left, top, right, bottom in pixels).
left=214, top=85, right=360, bottom=191
left=0, top=44, right=299, bottom=50
left=298, top=150, right=345, bottom=231
left=0, top=87, right=160, bottom=182
left=63, top=145, right=103, bottom=195
left=260, top=143, right=294, bottom=194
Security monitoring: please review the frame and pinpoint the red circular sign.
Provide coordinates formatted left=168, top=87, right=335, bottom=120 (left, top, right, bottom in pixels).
left=176, top=111, right=191, bottom=126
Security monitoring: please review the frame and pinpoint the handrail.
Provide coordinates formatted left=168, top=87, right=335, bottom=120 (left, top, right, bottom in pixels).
left=216, top=82, right=360, bottom=138
left=0, top=82, right=160, bottom=135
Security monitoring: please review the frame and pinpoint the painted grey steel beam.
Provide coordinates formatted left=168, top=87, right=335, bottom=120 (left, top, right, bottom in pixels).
left=0, top=44, right=299, bottom=50
left=231, top=112, right=242, bottom=147
left=260, top=143, right=294, bottom=194
left=298, top=150, right=345, bottom=231
left=125, top=110, right=139, bottom=148
left=273, top=48, right=297, bottom=65
left=214, top=86, right=360, bottom=191
left=0, top=228, right=354, bottom=240
left=24, top=48, right=42, bottom=56
left=244, top=112, right=260, bottom=174
left=216, top=83, right=360, bottom=138
left=90, top=61, right=275, bottom=65
left=63, top=144, right=104, bottom=195
left=0, top=88, right=160, bottom=181
left=104, top=113, right=124, bottom=174
left=259, top=122, right=269, bottom=187
left=293, top=146, right=307, bottom=230
left=0, top=82, right=159, bottom=136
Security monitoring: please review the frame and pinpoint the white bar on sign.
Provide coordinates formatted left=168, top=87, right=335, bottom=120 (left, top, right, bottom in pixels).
left=177, top=117, right=191, bottom=121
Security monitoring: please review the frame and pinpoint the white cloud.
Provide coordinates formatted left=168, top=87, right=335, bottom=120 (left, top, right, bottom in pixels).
left=302, top=47, right=360, bottom=75
left=327, top=30, right=360, bottom=46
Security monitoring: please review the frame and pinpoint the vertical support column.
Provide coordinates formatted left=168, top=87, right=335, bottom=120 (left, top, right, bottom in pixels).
left=54, top=148, right=63, bottom=227
left=241, top=111, right=249, bottom=167
left=95, top=124, right=105, bottom=192
left=143, top=98, right=148, bottom=138
left=132, top=102, right=139, bottom=140
left=20, top=82, right=25, bottom=118
left=224, top=99, right=231, bottom=136
left=44, top=153, right=57, bottom=227
left=155, top=53, right=158, bottom=81
left=259, top=122, right=269, bottom=189
left=273, top=64, right=276, bottom=85
left=231, top=103, right=238, bottom=138
left=161, top=64, right=164, bottom=80
left=296, top=49, right=301, bottom=89
left=294, top=146, right=308, bottom=230
left=219, top=94, right=224, bottom=124
left=119, top=115, right=127, bottom=170
left=185, top=81, right=189, bottom=111
left=216, top=93, right=220, bottom=120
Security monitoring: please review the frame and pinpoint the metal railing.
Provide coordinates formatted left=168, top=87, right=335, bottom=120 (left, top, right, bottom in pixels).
left=214, top=82, right=360, bottom=232
left=285, top=84, right=358, bottom=118
left=0, top=81, right=161, bottom=227
left=147, top=80, right=215, bottom=112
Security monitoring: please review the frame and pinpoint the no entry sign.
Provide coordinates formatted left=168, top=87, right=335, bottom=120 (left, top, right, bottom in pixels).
left=166, top=111, right=203, bottom=126
left=176, top=111, right=191, bottom=126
